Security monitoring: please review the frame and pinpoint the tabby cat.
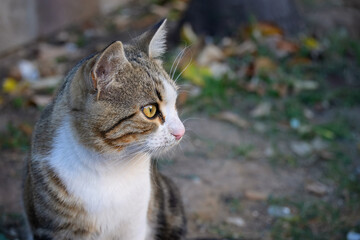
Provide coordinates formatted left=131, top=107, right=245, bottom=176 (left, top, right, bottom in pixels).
left=23, top=19, right=187, bottom=240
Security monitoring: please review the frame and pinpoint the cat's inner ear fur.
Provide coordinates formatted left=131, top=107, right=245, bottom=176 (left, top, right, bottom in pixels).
left=136, top=19, right=167, bottom=59
left=91, top=41, right=129, bottom=93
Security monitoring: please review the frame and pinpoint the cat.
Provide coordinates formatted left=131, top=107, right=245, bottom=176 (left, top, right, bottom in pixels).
left=22, top=19, right=187, bottom=240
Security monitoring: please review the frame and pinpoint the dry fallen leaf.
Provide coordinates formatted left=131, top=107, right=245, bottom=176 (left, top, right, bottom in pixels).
left=29, top=75, right=63, bottom=91
left=276, top=39, right=299, bottom=54
left=223, top=40, right=256, bottom=57
left=19, top=123, right=33, bottom=136
left=250, top=102, right=272, bottom=118
left=254, top=57, right=277, bottom=74
left=272, top=83, right=288, bottom=97
left=30, top=95, right=53, bottom=107
left=244, top=81, right=266, bottom=96
left=293, top=80, right=319, bottom=92
left=244, top=190, right=268, bottom=201
left=197, top=44, right=224, bottom=66
left=180, top=23, right=198, bottom=45
left=226, top=217, right=246, bottom=227
left=256, top=22, right=284, bottom=36
left=176, top=91, right=189, bottom=107
left=305, top=181, right=329, bottom=197
left=319, top=151, right=335, bottom=160
left=209, top=62, right=231, bottom=78
left=215, top=111, right=250, bottom=128
left=244, top=22, right=284, bottom=38
left=150, top=5, right=170, bottom=17
left=288, top=57, right=312, bottom=66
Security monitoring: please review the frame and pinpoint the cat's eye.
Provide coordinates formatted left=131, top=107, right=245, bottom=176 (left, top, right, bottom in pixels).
left=142, top=104, right=157, bottom=119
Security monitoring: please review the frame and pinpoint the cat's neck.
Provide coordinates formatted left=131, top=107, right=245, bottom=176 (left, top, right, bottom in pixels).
left=46, top=115, right=152, bottom=238
left=48, top=114, right=151, bottom=176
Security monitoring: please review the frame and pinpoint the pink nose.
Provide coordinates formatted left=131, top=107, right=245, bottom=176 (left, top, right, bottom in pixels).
left=171, top=128, right=185, bottom=140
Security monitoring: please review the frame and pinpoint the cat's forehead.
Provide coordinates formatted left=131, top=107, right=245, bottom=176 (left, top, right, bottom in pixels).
left=105, top=61, right=176, bottom=108
left=124, top=44, right=176, bottom=91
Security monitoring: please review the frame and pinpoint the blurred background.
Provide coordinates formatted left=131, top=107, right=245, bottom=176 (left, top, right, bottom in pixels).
left=0, top=0, right=360, bottom=239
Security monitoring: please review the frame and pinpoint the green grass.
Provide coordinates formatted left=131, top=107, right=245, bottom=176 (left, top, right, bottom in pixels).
left=175, top=28, right=360, bottom=239
left=314, top=118, right=353, bottom=141
left=325, top=148, right=360, bottom=199
left=185, top=75, right=239, bottom=114
left=0, top=123, right=30, bottom=151
left=270, top=198, right=348, bottom=240
left=268, top=143, right=360, bottom=240
left=209, top=223, right=240, bottom=239
left=0, top=211, right=24, bottom=240
left=222, top=195, right=242, bottom=213
left=232, top=144, right=255, bottom=158
left=11, top=97, right=25, bottom=109
left=331, top=88, right=360, bottom=107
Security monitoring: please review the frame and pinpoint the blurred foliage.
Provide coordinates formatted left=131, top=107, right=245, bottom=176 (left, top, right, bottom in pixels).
left=270, top=198, right=348, bottom=240
left=172, top=17, right=360, bottom=239
left=0, top=123, right=31, bottom=151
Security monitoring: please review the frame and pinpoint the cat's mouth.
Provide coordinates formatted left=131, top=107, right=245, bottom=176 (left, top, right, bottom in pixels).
left=146, top=137, right=180, bottom=156
left=122, top=137, right=179, bottom=157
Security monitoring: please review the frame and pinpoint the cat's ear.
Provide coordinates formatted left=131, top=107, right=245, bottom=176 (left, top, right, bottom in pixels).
left=91, top=41, right=129, bottom=91
left=136, top=19, right=167, bottom=59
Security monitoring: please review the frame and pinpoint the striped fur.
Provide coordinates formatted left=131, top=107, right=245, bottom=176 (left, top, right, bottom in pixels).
left=23, top=19, right=186, bottom=240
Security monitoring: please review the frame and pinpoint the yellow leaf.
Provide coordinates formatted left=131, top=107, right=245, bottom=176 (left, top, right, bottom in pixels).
left=303, top=37, right=320, bottom=50
left=180, top=23, right=198, bottom=45
left=2, top=77, right=18, bottom=93
left=182, top=64, right=212, bottom=86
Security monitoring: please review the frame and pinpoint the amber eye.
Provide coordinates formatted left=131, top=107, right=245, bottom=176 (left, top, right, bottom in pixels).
left=142, top=104, right=157, bottom=118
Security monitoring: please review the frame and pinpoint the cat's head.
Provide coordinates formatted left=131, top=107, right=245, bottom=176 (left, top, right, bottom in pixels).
left=68, top=19, right=185, bottom=156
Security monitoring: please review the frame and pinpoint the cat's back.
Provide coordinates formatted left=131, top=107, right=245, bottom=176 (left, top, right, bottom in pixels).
left=23, top=63, right=97, bottom=239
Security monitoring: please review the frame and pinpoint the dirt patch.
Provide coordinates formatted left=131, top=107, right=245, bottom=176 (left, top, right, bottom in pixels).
left=162, top=118, right=309, bottom=239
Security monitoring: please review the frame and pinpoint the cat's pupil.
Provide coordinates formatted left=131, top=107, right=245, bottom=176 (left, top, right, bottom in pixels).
left=143, top=104, right=157, bottom=118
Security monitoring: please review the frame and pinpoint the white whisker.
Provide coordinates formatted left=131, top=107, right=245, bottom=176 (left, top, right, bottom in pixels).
left=174, top=55, right=193, bottom=83
left=170, top=47, right=186, bottom=78
left=171, top=45, right=191, bottom=80
left=183, top=117, right=202, bottom=124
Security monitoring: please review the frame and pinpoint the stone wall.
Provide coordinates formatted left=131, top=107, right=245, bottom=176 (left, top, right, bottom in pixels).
left=0, top=0, right=128, bottom=54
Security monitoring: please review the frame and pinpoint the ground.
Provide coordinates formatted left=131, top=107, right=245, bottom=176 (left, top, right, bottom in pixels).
left=0, top=1, right=360, bottom=240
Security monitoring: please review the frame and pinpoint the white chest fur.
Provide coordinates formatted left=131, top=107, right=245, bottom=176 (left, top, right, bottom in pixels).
left=48, top=117, right=152, bottom=240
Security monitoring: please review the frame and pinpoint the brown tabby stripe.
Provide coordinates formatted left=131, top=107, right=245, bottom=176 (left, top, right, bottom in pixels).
left=104, top=122, right=152, bottom=139
left=45, top=165, right=69, bottom=196
left=102, top=112, right=137, bottom=134
left=155, top=89, right=163, bottom=102
left=32, top=182, right=77, bottom=219
left=33, top=167, right=67, bottom=202
left=152, top=172, right=186, bottom=239
left=103, top=128, right=154, bottom=147
left=31, top=165, right=80, bottom=219
left=158, top=111, right=165, bottom=124
left=32, top=191, right=58, bottom=227
left=162, top=177, right=179, bottom=213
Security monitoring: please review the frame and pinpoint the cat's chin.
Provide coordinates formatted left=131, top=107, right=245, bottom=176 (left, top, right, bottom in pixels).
left=147, top=141, right=179, bottom=157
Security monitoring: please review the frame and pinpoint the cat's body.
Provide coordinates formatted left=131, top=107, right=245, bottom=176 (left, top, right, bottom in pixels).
left=23, top=20, right=186, bottom=240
